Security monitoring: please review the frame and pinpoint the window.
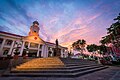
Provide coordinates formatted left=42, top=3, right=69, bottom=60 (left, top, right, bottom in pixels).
left=24, top=42, right=29, bottom=48
left=39, top=44, right=42, bottom=49
left=3, top=49, right=9, bottom=55
left=5, top=39, right=13, bottom=46
left=30, top=43, right=38, bottom=48
left=0, top=38, right=3, bottom=44
left=39, top=51, right=42, bottom=57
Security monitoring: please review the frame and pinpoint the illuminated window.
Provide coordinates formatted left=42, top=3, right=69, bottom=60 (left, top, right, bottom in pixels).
left=24, top=42, right=29, bottom=48
left=30, top=43, right=38, bottom=48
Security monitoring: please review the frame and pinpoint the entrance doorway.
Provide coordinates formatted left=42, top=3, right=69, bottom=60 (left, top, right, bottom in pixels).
left=53, top=48, right=61, bottom=56
left=28, top=50, right=37, bottom=57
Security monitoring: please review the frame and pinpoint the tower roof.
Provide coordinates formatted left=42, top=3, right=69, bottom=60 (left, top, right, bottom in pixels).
left=33, top=21, right=39, bottom=25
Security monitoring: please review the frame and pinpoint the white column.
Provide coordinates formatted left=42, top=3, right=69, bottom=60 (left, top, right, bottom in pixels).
left=41, top=44, right=44, bottom=57
left=42, top=44, right=48, bottom=58
left=37, top=44, right=40, bottom=57
left=28, top=42, right=30, bottom=48
left=43, top=44, right=46, bottom=58
left=8, top=40, right=15, bottom=55
left=19, top=41, right=25, bottom=56
left=0, top=39, right=6, bottom=55
left=61, top=49, right=63, bottom=58
left=45, top=45, right=48, bottom=57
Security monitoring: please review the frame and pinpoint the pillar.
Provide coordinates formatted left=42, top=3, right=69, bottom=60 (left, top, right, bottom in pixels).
left=61, top=49, right=63, bottom=58
left=28, top=42, right=30, bottom=48
left=45, top=45, right=48, bottom=57
left=42, top=44, right=48, bottom=58
left=19, top=41, right=25, bottom=56
left=41, top=44, right=44, bottom=57
left=0, top=39, right=6, bottom=55
left=37, top=44, right=40, bottom=57
left=8, top=40, right=15, bottom=55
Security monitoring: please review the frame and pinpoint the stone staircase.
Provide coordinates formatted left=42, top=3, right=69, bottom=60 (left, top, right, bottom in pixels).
left=15, top=57, right=64, bottom=70
left=2, top=57, right=108, bottom=77
left=60, top=58, right=98, bottom=65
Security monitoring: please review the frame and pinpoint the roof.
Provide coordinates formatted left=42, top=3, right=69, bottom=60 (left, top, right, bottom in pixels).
left=46, top=41, right=68, bottom=49
left=46, top=41, right=55, bottom=45
left=0, top=31, right=23, bottom=37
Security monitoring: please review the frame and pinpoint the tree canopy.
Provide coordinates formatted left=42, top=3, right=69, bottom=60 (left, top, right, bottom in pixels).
left=100, top=13, right=120, bottom=47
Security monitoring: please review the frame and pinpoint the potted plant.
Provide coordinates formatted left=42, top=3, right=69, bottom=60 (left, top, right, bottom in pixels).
left=23, top=46, right=29, bottom=59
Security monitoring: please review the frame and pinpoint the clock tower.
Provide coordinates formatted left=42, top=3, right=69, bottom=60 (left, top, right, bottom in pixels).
left=29, top=21, right=40, bottom=36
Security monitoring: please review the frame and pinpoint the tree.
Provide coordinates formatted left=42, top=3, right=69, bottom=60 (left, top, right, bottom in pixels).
left=99, top=13, right=120, bottom=62
left=72, top=42, right=78, bottom=49
left=72, top=39, right=86, bottom=59
left=100, top=35, right=112, bottom=45
left=98, top=45, right=108, bottom=55
left=86, top=44, right=98, bottom=54
left=86, top=44, right=98, bottom=60
left=72, top=39, right=86, bottom=52
left=106, top=13, right=120, bottom=47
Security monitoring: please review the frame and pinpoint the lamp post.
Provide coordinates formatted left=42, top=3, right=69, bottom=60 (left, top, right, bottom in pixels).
left=97, top=50, right=101, bottom=64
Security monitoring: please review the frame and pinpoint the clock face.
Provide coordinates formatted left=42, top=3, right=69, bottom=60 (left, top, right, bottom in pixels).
left=32, top=26, right=39, bottom=33
left=34, top=37, right=37, bottom=40
left=34, top=23, right=38, bottom=27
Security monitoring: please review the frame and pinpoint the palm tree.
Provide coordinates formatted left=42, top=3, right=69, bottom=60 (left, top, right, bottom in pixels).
left=72, top=42, right=78, bottom=49
left=76, top=39, right=86, bottom=51
left=76, top=39, right=86, bottom=58
left=72, top=39, right=86, bottom=59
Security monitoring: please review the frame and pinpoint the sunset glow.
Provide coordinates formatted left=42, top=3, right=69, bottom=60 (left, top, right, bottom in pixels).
left=0, top=0, right=120, bottom=47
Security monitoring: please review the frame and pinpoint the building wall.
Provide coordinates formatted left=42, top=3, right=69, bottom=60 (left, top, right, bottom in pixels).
left=0, top=33, right=68, bottom=58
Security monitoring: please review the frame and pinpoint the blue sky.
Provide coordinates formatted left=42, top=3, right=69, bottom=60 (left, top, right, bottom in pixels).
left=0, top=0, right=120, bottom=47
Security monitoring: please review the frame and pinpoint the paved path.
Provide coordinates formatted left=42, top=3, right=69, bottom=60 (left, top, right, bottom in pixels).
left=77, top=66, right=120, bottom=80
left=0, top=66, right=120, bottom=80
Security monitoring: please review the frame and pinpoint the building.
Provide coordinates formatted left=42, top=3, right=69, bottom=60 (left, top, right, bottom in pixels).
left=0, top=21, right=68, bottom=58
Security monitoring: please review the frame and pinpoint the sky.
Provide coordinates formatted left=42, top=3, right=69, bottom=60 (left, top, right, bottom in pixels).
left=0, top=0, right=120, bottom=47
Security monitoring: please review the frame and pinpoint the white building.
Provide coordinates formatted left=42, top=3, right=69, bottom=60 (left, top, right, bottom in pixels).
left=0, top=21, right=68, bottom=58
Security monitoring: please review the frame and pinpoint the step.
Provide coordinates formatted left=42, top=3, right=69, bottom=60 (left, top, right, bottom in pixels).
left=74, top=66, right=108, bottom=77
left=2, top=66, right=108, bottom=77
left=11, top=65, right=104, bottom=73
left=11, top=64, right=99, bottom=71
